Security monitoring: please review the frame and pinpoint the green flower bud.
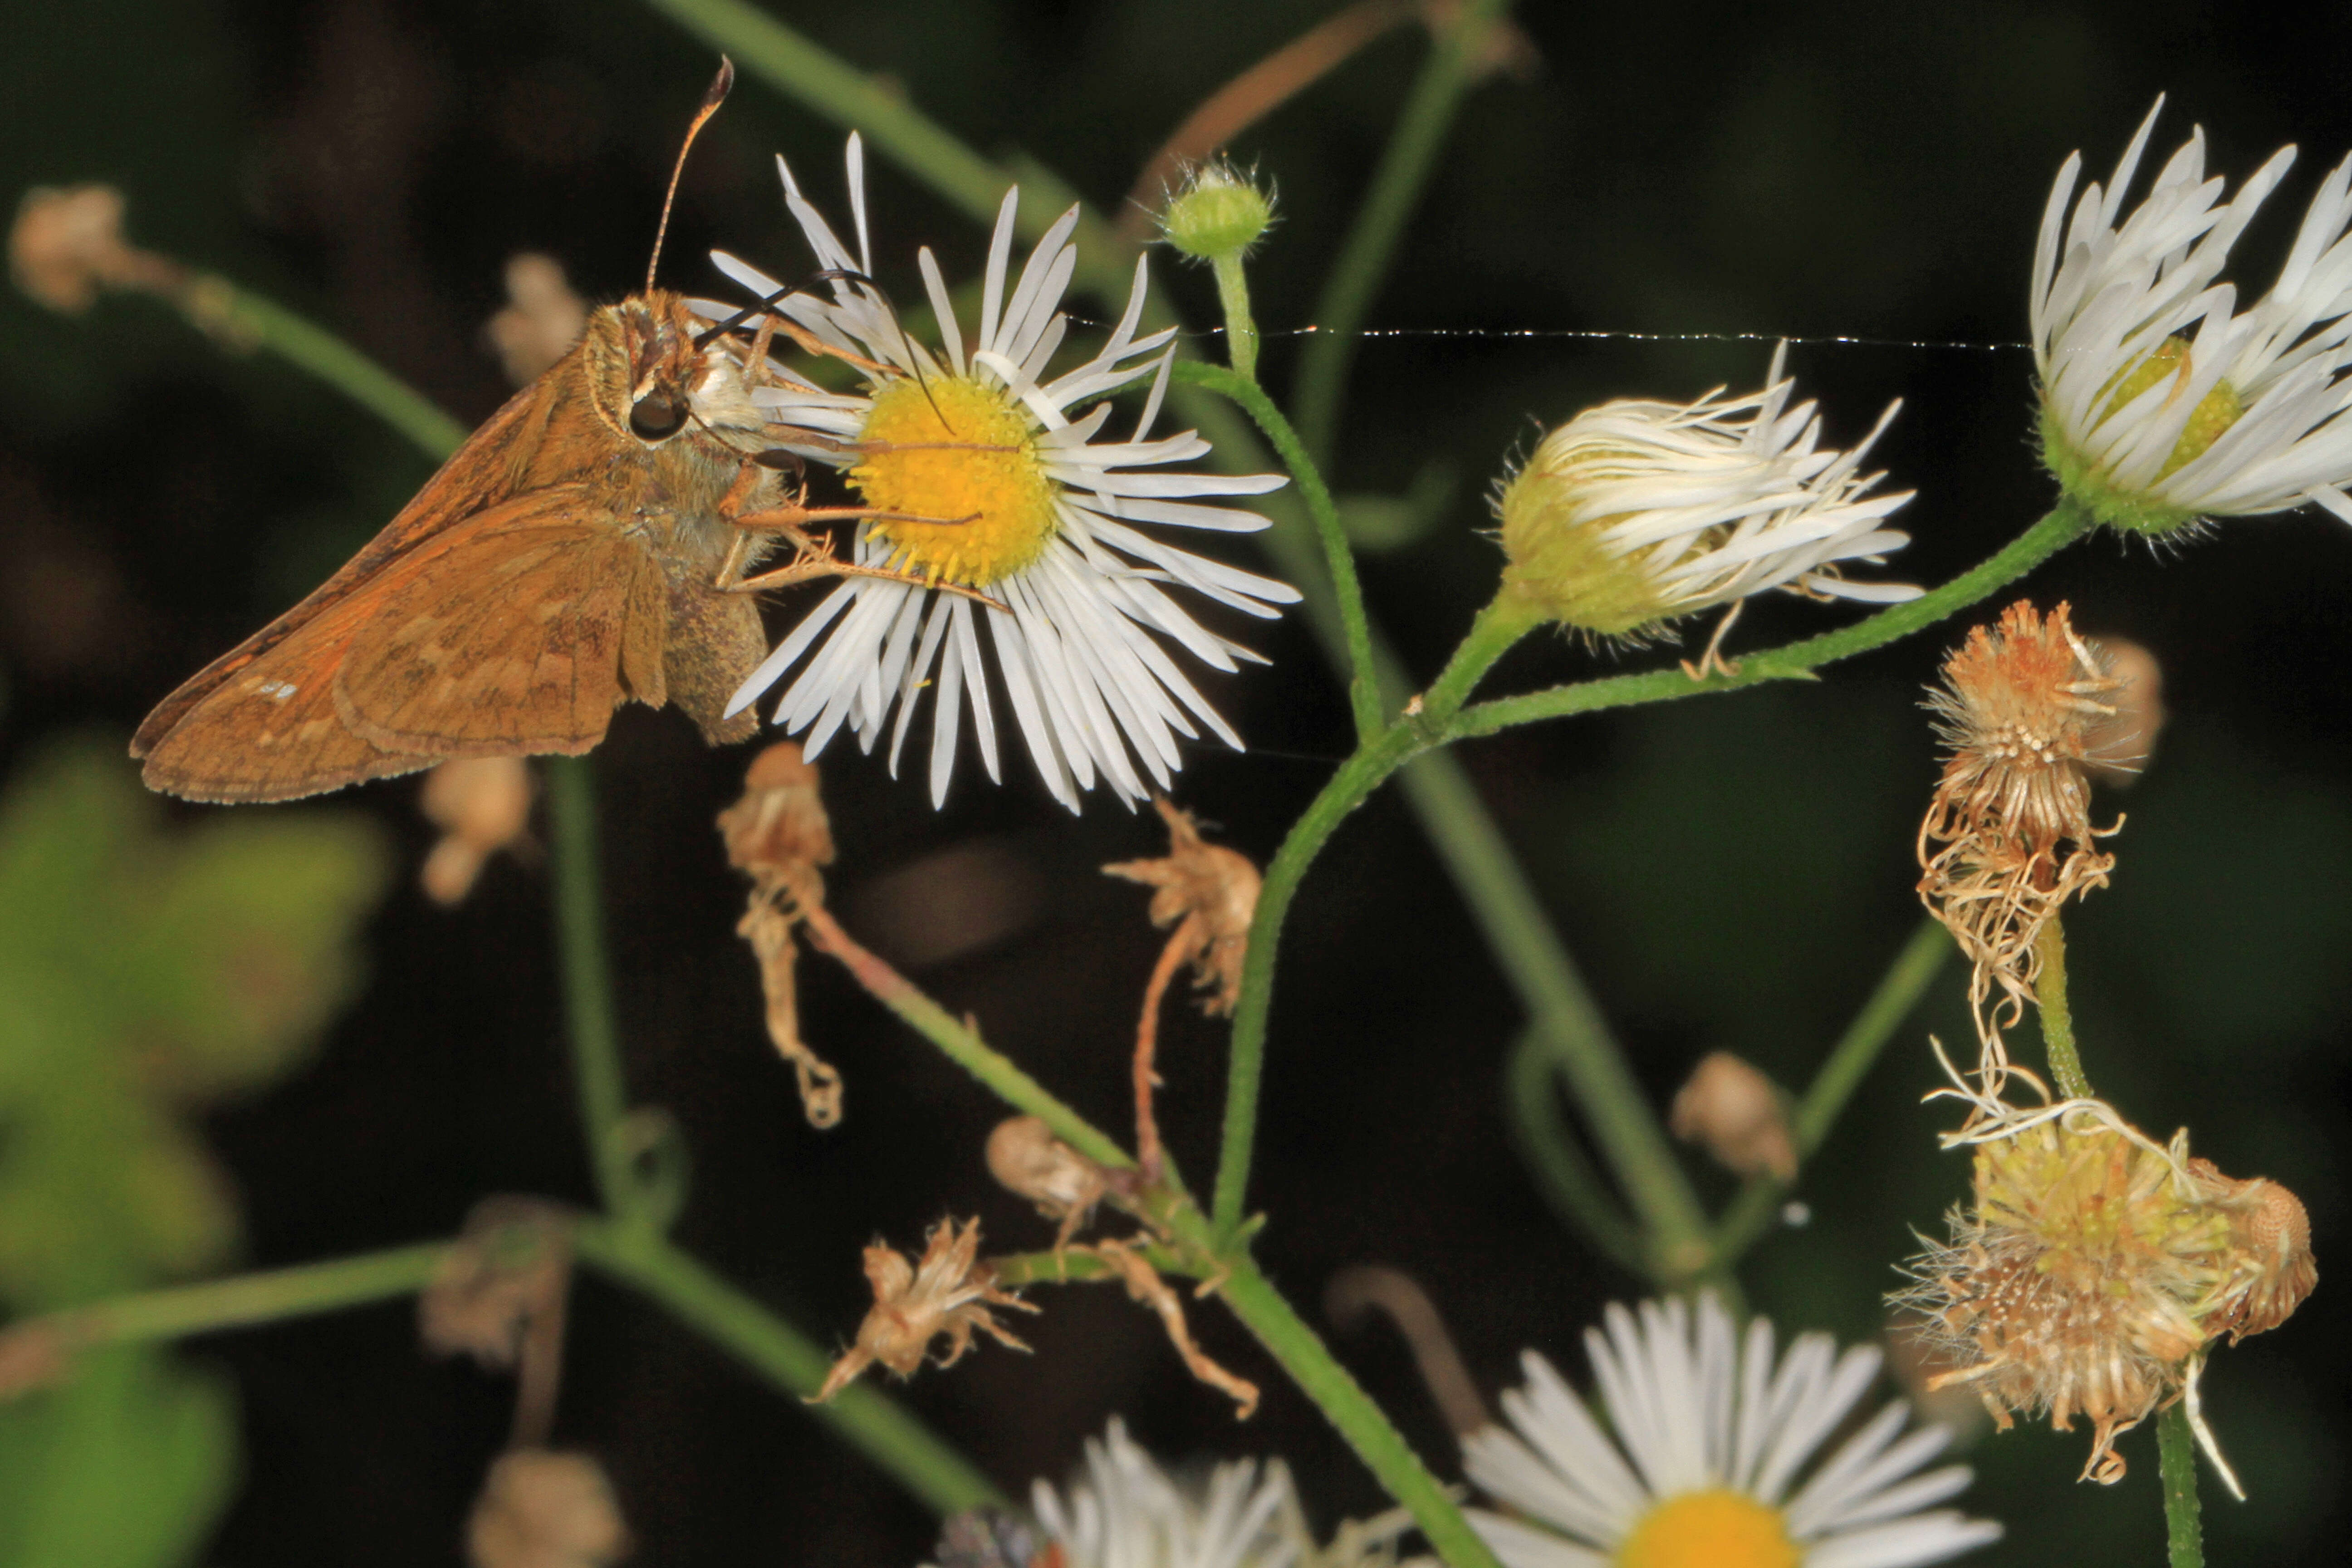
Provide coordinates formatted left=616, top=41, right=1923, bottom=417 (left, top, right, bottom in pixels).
left=1161, top=162, right=1274, bottom=264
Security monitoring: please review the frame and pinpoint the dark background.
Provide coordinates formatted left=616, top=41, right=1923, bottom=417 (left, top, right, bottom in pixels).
left=4, top=1, right=2349, bottom=1563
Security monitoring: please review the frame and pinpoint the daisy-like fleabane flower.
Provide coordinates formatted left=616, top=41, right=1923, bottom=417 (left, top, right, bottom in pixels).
left=1493, top=343, right=1919, bottom=643
left=704, top=136, right=1298, bottom=812
left=2034, top=97, right=2352, bottom=534
left=1465, top=1296, right=1999, bottom=1568
left=1026, top=1418, right=1299, bottom=1568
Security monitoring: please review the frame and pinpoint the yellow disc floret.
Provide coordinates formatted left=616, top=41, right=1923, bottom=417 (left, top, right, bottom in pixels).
left=2095, top=336, right=2245, bottom=480
left=851, top=374, right=1059, bottom=588
left=1614, top=1489, right=1799, bottom=1568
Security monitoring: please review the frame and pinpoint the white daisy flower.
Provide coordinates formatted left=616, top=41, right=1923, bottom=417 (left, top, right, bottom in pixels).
left=1464, top=1296, right=2000, bottom=1568
left=703, top=136, right=1298, bottom=812
left=2034, top=97, right=2352, bottom=534
left=1494, top=344, right=1917, bottom=663
left=1027, top=1418, right=1300, bottom=1568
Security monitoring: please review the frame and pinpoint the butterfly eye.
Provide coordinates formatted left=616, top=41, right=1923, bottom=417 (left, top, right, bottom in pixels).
left=628, top=390, right=687, bottom=441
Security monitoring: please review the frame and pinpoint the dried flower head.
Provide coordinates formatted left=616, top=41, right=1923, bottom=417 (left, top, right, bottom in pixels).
left=1104, top=799, right=1260, bottom=1015
left=466, top=1449, right=631, bottom=1568
left=1900, top=1085, right=2315, bottom=1494
left=813, top=1217, right=1035, bottom=1401
left=420, top=1198, right=574, bottom=1448
left=1088, top=1238, right=1260, bottom=1419
left=486, top=253, right=589, bottom=386
left=2081, top=636, right=2165, bottom=785
left=420, top=757, right=535, bottom=905
left=10, top=185, right=180, bottom=314
left=719, top=743, right=842, bottom=1126
left=1667, top=1051, right=1797, bottom=1183
left=1918, top=601, right=2126, bottom=1060
left=986, top=1115, right=1111, bottom=1250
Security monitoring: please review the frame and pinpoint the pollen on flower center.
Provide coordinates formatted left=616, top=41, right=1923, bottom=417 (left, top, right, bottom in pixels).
left=851, top=374, right=1058, bottom=587
left=2092, top=337, right=2247, bottom=479
left=1613, top=1489, right=1798, bottom=1568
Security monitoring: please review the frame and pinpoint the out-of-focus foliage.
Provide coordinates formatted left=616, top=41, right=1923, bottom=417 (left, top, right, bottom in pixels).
left=0, top=738, right=385, bottom=1568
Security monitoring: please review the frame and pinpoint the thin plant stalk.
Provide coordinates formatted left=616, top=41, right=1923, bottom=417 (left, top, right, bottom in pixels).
left=1504, top=1033, right=1646, bottom=1274
left=1290, top=0, right=1517, bottom=464
left=545, top=755, right=649, bottom=1225
left=2158, top=1401, right=2207, bottom=1568
left=1213, top=252, right=1262, bottom=382
left=0, top=1244, right=447, bottom=1352
left=2033, top=915, right=2092, bottom=1099
left=1712, top=918, right=1952, bottom=1269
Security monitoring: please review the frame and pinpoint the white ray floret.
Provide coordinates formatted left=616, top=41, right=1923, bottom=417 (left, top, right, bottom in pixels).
left=701, top=135, right=1297, bottom=812
left=1026, top=1419, right=1301, bottom=1568
left=2034, top=96, right=2352, bottom=528
left=1465, top=1296, right=2000, bottom=1568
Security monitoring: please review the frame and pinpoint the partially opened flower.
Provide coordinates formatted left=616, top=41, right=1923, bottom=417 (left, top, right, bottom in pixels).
left=2034, top=98, right=2352, bottom=534
left=1493, top=343, right=1917, bottom=669
left=1026, top=1419, right=1299, bottom=1568
left=706, top=137, right=1298, bottom=812
left=1465, top=1295, right=1999, bottom=1568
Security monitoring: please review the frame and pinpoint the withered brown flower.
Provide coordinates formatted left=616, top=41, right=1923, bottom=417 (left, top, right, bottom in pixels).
left=719, top=743, right=843, bottom=1126
left=466, top=1449, right=631, bottom=1568
left=420, top=757, right=535, bottom=905
left=813, top=1218, right=1034, bottom=1401
left=1667, top=1050, right=1797, bottom=1183
left=985, top=1115, right=1110, bottom=1251
left=1899, top=1098, right=2315, bottom=1494
left=1918, top=600, right=2129, bottom=1058
left=1104, top=798, right=1260, bottom=1016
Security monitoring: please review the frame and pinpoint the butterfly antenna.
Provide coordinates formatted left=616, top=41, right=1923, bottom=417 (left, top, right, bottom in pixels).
left=817, top=266, right=956, bottom=436
left=646, top=56, right=735, bottom=295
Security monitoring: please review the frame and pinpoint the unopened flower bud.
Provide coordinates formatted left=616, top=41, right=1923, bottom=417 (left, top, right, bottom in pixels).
left=1160, top=162, right=1274, bottom=263
left=466, top=1449, right=631, bottom=1568
left=1668, top=1051, right=1796, bottom=1183
left=986, top=1115, right=1108, bottom=1247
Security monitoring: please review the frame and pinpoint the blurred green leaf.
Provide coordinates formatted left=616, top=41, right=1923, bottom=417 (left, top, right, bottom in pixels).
left=0, top=735, right=385, bottom=1566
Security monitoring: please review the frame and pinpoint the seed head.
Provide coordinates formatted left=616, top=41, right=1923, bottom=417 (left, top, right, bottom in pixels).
left=1668, top=1051, right=1797, bottom=1183
left=466, top=1449, right=631, bottom=1568
left=985, top=1115, right=1110, bottom=1250
left=1104, top=799, right=1259, bottom=1015
left=1900, top=1099, right=2315, bottom=1494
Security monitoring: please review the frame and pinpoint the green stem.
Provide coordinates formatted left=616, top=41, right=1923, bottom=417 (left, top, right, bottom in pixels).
left=1291, top=0, right=1514, bottom=464
left=1504, top=1033, right=1646, bottom=1273
left=544, top=756, right=647, bottom=1224
left=195, top=281, right=466, bottom=461
left=2159, top=1401, right=2207, bottom=1568
left=800, top=906, right=1133, bottom=1172
left=6, top=1244, right=446, bottom=1351
left=1712, top=918, right=1952, bottom=1269
left=987, top=1245, right=1193, bottom=1287
left=1176, top=360, right=1382, bottom=740
left=1212, top=254, right=1261, bottom=382
left=1447, top=504, right=2093, bottom=740
left=1215, top=1254, right=1501, bottom=1568
left=2034, top=914, right=2092, bottom=1099
left=568, top=1219, right=1005, bottom=1514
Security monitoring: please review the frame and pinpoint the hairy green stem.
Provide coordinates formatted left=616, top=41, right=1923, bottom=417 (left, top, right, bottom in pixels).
left=1504, top=1033, right=1646, bottom=1272
left=1212, top=254, right=1261, bottom=381
left=195, top=282, right=468, bottom=460
left=2033, top=915, right=2092, bottom=1099
left=2159, top=1401, right=2207, bottom=1568
left=1448, top=503, right=2093, bottom=739
left=545, top=756, right=648, bottom=1224
left=1175, top=361, right=1381, bottom=740
left=1712, top=918, right=1951, bottom=1269
left=4, top=1244, right=447, bottom=1351
left=1291, top=0, right=1515, bottom=463
left=570, top=1219, right=1004, bottom=1514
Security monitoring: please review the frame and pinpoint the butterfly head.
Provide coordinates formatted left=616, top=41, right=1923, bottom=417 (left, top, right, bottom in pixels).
left=583, top=290, right=763, bottom=451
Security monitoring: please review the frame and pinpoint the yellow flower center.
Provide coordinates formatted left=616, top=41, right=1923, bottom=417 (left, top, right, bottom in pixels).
left=1614, top=1490, right=1799, bottom=1568
left=2094, top=336, right=2245, bottom=479
left=850, top=374, right=1058, bottom=587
